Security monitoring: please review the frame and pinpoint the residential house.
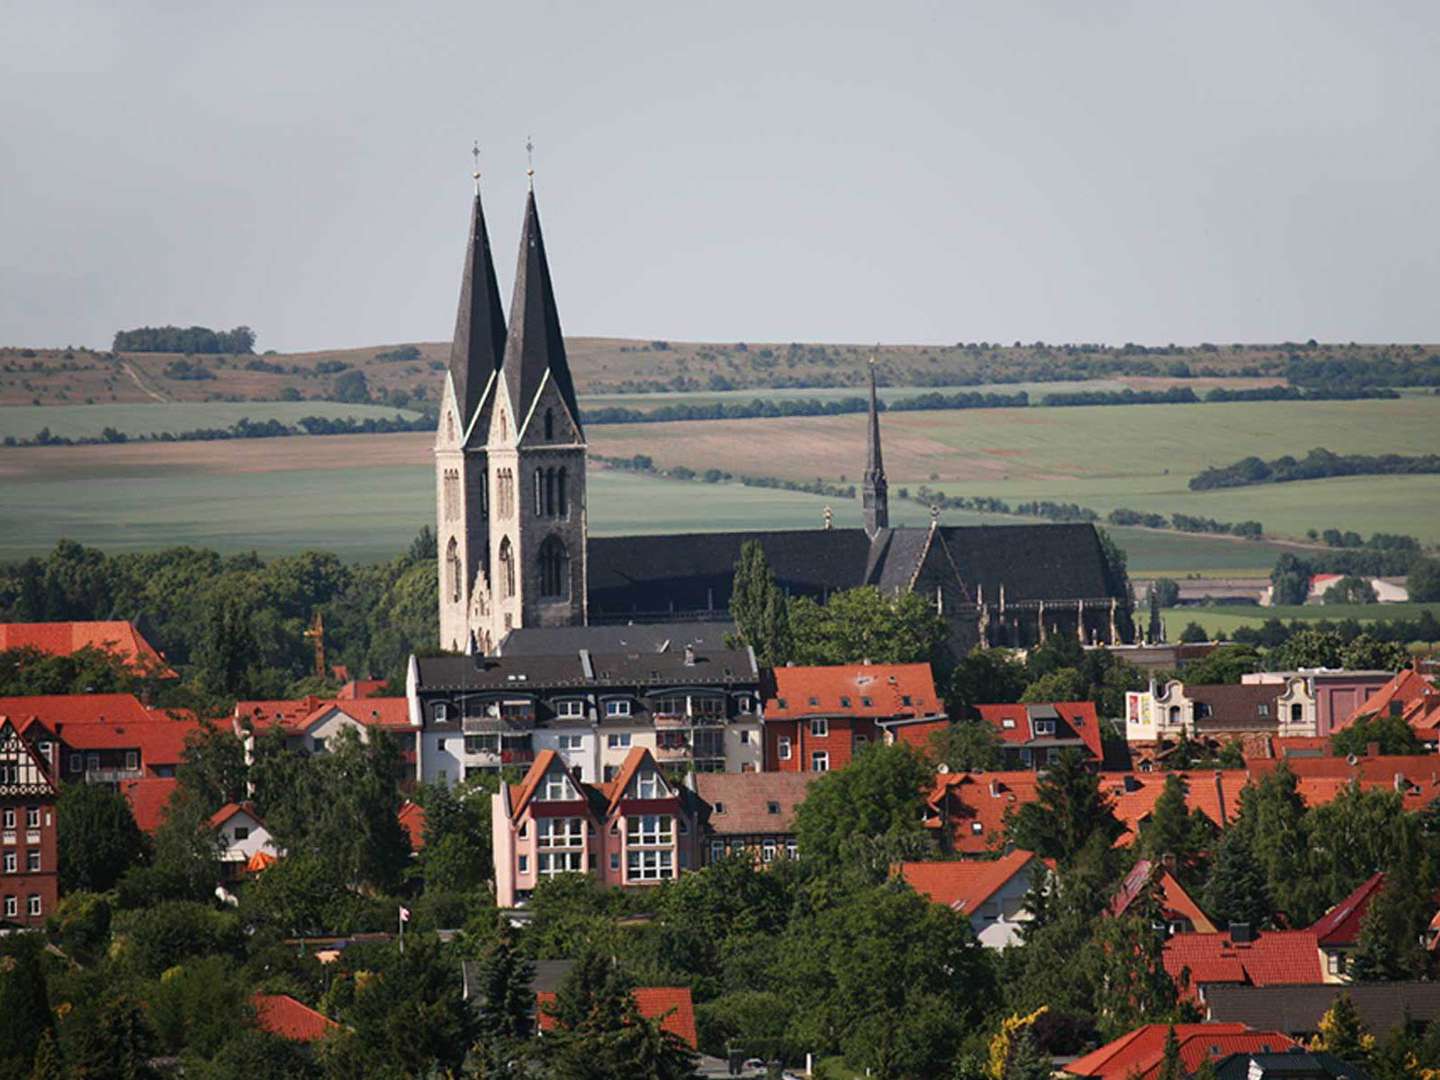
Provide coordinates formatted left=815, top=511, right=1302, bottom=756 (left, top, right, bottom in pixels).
left=232, top=696, right=416, bottom=775
left=923, top=771, right=1042, bottom=854
left=1095, top=641, right=1221, bottom=673
left=0, top=720, right=58, bottom=926
left=410, top=643, right=761, bottom=787
left=692, top=771, right=815, bottom=866
left=974, top=701, right=1104, bottom=768
left=1109, top=858, right=1218, bottom=935
left=1309, top=872, right=1386, bottom=982
left=120, top=777, right=180, bottom=834
left=1063, top=1024, right=1298, bottom=1080
left=491, top=747, right=703, bottom=907
left=1214, top=1050, right=1374, bottom=1079
left=1337, top=664, right=1435, bottom=727
left=762, top=662, right=944, bottom=773
left=1126, top=679, right=1317, bottom=746
left=2, top=694, right=199, bottom=785
left=1242, top=670, right=1399, bottom=738
left=0, top=620, right=176, bottom=678
left=209, top=802, right=281, bottom=880
left=252, top=993, right=339, bottom=1044
left=1203, top=982, right=1440, bottom=1035
left=398, top=800, right=426, bottom=852
left=1107, top=772, right=1238, bottom=840
left=536, top=986, right=697, bottom=1049
left=897, top=849, right=1045, bottom=948
left=1164, top=928, right=1325, bottom=1005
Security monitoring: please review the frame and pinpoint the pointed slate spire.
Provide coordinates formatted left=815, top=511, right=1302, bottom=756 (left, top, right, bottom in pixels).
left=447, top=187, right=507, bottom=432
left=862, top=359, right=889, bottom=537
left=501, top=190, right=583, bottom=435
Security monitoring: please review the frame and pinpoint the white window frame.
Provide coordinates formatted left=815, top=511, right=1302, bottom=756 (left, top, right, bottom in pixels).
left=4, top=896, right=15, bottom=917
left=26, top=808, right=39, bottom=829
left=777, top=736, right=791, bottom=761
left=762, top=840, right=776, bottom=863
left=125, top=750, right=139, bottom=770
left=626, top=848, right=673, bottom=881
left=1033, top=720, right=1055, bottom=736
left=26, top=850, right=39, bottom=872
left=605, top=699, right=632, bottom=718
left=2, top=809, right=13, bottom=830
left=556, top=700, right=585, bottom=718
left=811, top=750, right=829, bottom=772
left=607, top=732, right=631, bottom=750
left=540, top=773, right=572, bottom=801
left=556, top=733, right=584, bottom=751
left=517, top=854, right=528, bottom=874
left=810, top=718, right=828, bottom=737
left=738, top=729, right=752, bottom=744
left=433, top=703, right=448, bottom=722
left=537, top=817, right=584, bottom=848
left=537, top=850, right=583, bottom=877
left=635, top=771, right=665, bottom=799
left=738, top=696, right=752, bottom=714
left=626, top=814, right=674, bottom=846
left=3, top=852, right=15, bottom=874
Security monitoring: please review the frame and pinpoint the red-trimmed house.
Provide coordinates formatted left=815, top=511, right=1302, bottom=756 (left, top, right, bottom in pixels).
left=975, top=701, right=1104, bottom=768
left=210, top=802, right=281, bottom=880
left=233, top=695, right=417, bottom=782
left=897, top=849, right=1046, bottom=948
left=492, top=747, right=703, bottom=908
left=0, top=720, right=59, bottom=926
left=762, top=663, right=945, bottom=773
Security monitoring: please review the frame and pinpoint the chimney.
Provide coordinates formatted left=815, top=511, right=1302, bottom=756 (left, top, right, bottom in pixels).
left=1228, top=922, right=1254, bottom=944
left=683, top=645, right=696, bottom=667
left=1367, top=741, right=1381, bottom=759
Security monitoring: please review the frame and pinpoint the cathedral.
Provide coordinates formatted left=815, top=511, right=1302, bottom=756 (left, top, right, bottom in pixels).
left=435, top=182, right=1133, bottom=656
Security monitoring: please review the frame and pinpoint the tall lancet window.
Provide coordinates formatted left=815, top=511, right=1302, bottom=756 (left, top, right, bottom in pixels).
left=557, top=468, right=568, bottom=518
left=544, top=408, right=554, bottom=440
left=499, top=537, right=515, bottom=598
left=539, top=535, right=569, bottom=598
left=445, top=537, right=461, bottom=603
left=534, top=468, right=545, bottom=516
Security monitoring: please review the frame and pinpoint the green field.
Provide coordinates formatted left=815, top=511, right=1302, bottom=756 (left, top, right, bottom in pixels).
left=585, top=379, right=1149, bottom=409
left=1164, top=603, right=1440, bottom=638
left=0, top=401, right=421, bottom=441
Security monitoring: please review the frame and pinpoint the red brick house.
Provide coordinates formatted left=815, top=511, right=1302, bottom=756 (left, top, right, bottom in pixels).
left=762, top=663, right=944, bottom=772
left=0, top=720, right=59, bottom=926
left=2, top=694, right=198, bottom=784
left=975, top=701, right=1104, bottom=768
left=491, top=747, right=703, bottom=907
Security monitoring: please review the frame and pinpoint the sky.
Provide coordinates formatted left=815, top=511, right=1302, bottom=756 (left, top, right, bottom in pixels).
left=3, top=1, right=1439, bottom=353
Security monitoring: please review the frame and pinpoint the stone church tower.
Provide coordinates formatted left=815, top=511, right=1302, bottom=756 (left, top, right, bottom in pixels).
left=436, top=184, right=587, bottom=653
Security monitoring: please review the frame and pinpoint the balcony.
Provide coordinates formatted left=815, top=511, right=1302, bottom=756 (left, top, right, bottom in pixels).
left=652, top=713, right=689, bottom=730
left=500, top=749, right=535, bottom=765
left=654, top=743, right=691, bottom=761
left=85, top=767, right=142, bottom=784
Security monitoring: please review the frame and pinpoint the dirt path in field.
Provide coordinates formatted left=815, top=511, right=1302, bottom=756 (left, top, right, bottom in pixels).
left=121, top=362, right=170, bottom=402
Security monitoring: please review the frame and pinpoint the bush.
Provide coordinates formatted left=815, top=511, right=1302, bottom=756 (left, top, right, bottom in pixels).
left=1179, top=621, right=1209, bottom=643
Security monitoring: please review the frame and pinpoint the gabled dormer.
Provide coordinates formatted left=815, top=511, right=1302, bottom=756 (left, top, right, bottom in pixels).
left=512, top=749, right=586, bottom=818
left=606, top=747, right=676, bottom=814
left=0, top=720, right=57, bottom=796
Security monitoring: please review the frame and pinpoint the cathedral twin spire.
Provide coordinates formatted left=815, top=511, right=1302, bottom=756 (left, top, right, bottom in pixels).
left=448, top=178, right=579, bottom=441
left=862, top=359, right=889, bottom=537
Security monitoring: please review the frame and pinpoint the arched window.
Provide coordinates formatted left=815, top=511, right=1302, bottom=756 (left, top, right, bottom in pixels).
left=539, top=535, right=569, bottom=598
left=445, top=537, right=461, bottom=603
left=499, top=410, right=507, bottom=441
left=544, top=467, right=556, bottom=516
left=544, top=408, right=554, bottom=440
left=558, top=468, right=568, bottom=517
left=534, top=468, right=545, bottom=516
left=1290, top=703, right=1303, bottom=723
left=499, top=537, right=515, bottom=598
left=1167, top=705, right=1181, bottom=726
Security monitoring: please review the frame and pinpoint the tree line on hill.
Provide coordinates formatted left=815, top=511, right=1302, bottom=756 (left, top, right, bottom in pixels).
left=113, top=325, right=257, bottom=354
left=1191, top=447, right=1440, bottom=491
left=3, top=411, right=432, bottom=449
left=1268, top=550, right=1440, bottom=606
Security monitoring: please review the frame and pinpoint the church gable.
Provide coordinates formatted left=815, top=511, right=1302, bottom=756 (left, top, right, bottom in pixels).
left=517, top=374, right=582, bottom=447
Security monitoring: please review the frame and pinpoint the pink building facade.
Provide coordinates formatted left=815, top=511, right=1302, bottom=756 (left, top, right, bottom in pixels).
left=492, top=747, right=702, bottom=907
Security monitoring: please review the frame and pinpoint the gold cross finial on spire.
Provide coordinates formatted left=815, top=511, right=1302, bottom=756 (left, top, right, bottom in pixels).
left=472, top=140, right=481, bottom=194
left=525, top=135, right=535, bottom=189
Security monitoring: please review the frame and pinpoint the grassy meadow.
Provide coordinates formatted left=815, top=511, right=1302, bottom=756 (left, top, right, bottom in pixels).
left=1162, top=603, right=1440, bottom=638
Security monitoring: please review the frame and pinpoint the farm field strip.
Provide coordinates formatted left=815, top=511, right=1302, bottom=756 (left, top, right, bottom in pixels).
left=1162, top=603, right=1440, bottom=637
left=0, top=401, right=421, bottom=441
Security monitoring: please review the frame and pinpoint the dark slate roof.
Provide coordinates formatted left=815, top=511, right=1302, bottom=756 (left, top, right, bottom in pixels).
left=588, top=523, right=1114, bottom=619
left=498, top=622, right=738, bottom=657
left=588, top=529, right=871, bottom=618
left=448, top=191, right=506, bottom=432
left=502, top=190, right=583, bottom=435
left=414, top=646, right=756, bottom=692
left=1204, top=982, right=1440, bottom=1036
left=1215, top=1051, right=1373, bottom=1080
left=462, top=958, right=573, bottom=1002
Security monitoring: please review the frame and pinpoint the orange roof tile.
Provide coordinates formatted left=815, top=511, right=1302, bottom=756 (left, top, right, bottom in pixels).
left=511, top=750, right=563, bottom=817
left=1310, top=872, right=1385, bottom=947
left=1110, top=860, right=1218, bottom=934
left=208, top=801, right=263, bottom=831
left=763, top=663, right=942, bottom=721
left=251, top=993, right=338, bottom=1043
left=925, top=771, right=1042, bottom=854
left=235, top=696, right=411, bottom=734
left=0, top=692, right=156, bottom=728
left=898, top=849, right=1040, bottom=913
left=1339, top=667, right=1434, bottom=729
left=975, top=701, right=1104, bottom=760
left=1065, top=1024, right=1251, bottom=1078
left=398, top=800, right=426, bottom=851
left=536, top=987, right=697, bottom=1049
left=1164, top=931, right=1324, bottom=997
left=604, top=746, right=655, bottom=813
left=120, top=777, right=179, bottom=834
left=0, top=621, right=175, bottom=677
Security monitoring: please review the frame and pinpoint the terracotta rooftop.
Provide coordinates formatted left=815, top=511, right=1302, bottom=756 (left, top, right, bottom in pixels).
left=1, top=692, right=159, bottom=729
left=252, top=993, right=338, bottom=1043
left=208, top=801, right=263, bottom=831
left=120, top=777, right=180, bottom=834
left=693, top=772, right=817, bottom=835
left=1110, top=859, right=1218, bottom=933
left=975, top=701, right=1104, bottom=759
left=398, top=800, right=426, bottom=851
left=898, top=849, right=1040, bottom=913
left=0, top=620, right=175, bottom=677
left=1309, top=872, right=1385, bottom=947
left=234, top=696, right=412, bottom=734
left=763, top=663, right=942, bottom=721
left=536, top=986, right=698, bottom=1048
left=1164, top=930, right=1324, bottom=997
left=1065, top=1024, right=1296, bottom=1079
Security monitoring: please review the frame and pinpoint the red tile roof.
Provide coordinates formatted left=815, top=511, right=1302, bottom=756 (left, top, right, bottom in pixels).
left=898, top=849, right=1040, bottom=913
left=1110, top=859, right=1218, bottom=934
left=1309, top=872, right=1385, bottom=947
left=0, top=693, right=157, bottom=728
left=975, top=701, right=1104, bottom=760
left=1106, top=772, right=1237, bottom=838
left=693, top=771, right=817, bottom=835
left=1065, top=1024, right=1251, bottom=1079
left=536, top=987, right=697, bottom=1049
left=338, top=679, right=389, bottom=699
left=234, top=696, right=411, bottom=734
left=58, top=716, right=199, bottom=764
left=208, top=801, right=264, bottom=831
left=1164, top=931, right=1324, bottom=997
left=120, top=777, right=180, bottom=834
left=251, top=993, right=338, bottom=1043
left=763, top=663, right=942, bottom=721
left=398, top=800, right=426, bottom=851
left=511, top=750, right=564, bottom=817
left=0, top=621, right=175, bottom=677
left=924, top=771, right=1042, bottom=854
left=1339, top=667, right=1433, bottom=729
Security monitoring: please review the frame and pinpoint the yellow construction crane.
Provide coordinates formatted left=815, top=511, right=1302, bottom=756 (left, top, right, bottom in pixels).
left=303, top=611, right=326, bottom=682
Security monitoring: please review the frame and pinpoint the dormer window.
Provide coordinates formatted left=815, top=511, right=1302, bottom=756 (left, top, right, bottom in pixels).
left=434, top=703, right=448, bottom=722
left=606, top=700, right=632, bottom=718
left=1002, top=718, right=1016, bottom=729
left=840, top=696, right=851, bottom=708
left=901, top=695, right=912, bottom=707
left=766, top=801, right=780, bottom=814
left=860, top=696, right=873, bottom=707
left=636, top=770, right=665, bottom=799
left=1033, top=720, right=1055, bottom=736
left=713, top=801, right=726, bottom=815
left=541, top=773, right=572, bottom=801
left=808, top=696, right=819, bottom=706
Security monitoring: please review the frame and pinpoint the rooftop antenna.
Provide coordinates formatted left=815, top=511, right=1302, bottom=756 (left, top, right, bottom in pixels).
left=472, top=140, right=481, bottom=195
left=525, top=135, right=535, bottom=190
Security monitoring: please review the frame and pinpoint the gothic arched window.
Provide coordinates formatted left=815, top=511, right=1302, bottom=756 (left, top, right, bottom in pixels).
left=445, top=537, right=461, bottom=603
left=499, top=537, right=515, bottom=598
left=544, top=408, right=554, bottom=440
left=557, top=467, right=568, bottom=518
left=534, top=468, right=545, bottom=516
left=544, top=467, right=556, bottom=516
left=539, top=535, right=569, bottom=598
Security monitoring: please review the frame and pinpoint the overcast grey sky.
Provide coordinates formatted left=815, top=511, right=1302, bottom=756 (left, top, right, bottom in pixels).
left=3, top=1, right=1438, bottom=353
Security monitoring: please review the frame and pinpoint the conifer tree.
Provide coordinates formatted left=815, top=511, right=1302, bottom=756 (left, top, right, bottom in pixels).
left=730, top=540, right=792, bottom=665
left=27, top=1029, right=62, bottom=1080
left=1351, top=826, right=1434, bottom=982
left=1201, top=825, right=1271, bottom=930
left=1008, top=749, right=1124, bottom=866
left=1003, top=1025, right=1052, bottom=1080
left=1147, top=586, right=1163, bottom=644
left=1312, top=994, right=1373, bottom=1066
left=1156, top=1026, right=1183, bottom=1080
left=1138, top=773, right=1215, bottom=885
left=0, top=939, right=54, bottom=1079
left=471, top=926, right=536, bottom=1075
